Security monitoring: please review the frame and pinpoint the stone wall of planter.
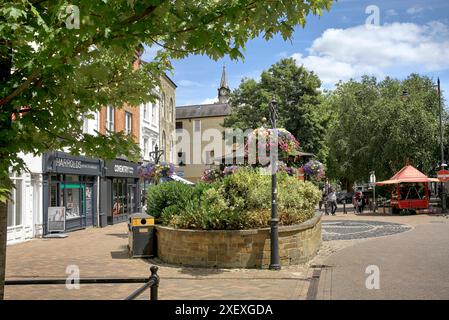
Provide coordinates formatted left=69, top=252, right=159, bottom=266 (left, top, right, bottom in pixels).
left=155, top=212, right=322, bottom=268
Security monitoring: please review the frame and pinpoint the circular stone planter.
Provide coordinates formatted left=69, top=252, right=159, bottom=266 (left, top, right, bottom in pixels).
left=155, top=212, right=322, bottom=268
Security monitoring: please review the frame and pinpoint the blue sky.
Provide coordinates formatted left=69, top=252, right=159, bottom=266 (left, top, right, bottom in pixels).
left=142, top=0, right=449, bottom=106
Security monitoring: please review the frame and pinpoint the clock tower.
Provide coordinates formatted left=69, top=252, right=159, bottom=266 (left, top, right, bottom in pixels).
left=218, top=65, right=230, bottom=103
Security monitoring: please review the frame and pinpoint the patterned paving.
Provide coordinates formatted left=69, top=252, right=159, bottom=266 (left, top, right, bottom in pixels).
left=322, top=220, right=412, bottom=241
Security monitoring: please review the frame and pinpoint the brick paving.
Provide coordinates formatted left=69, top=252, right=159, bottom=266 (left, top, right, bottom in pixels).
left=4, top=223, right=314, bottom=300
left=5, top=208, right=446, bottom=300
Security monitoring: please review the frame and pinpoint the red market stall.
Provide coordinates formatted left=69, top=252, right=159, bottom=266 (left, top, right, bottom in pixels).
left=376, top=163, right=439, bottom=214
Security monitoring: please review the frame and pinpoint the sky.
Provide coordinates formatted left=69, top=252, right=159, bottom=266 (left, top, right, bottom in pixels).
left=142, top=0, right=449, bottom=107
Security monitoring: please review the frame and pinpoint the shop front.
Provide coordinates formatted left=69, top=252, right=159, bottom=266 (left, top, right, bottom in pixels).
left=42, top=152, right=102, bottom=234
left=101, top=159, right=140, bottom=225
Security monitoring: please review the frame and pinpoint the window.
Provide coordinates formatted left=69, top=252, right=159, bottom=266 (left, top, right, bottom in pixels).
left=162, top=131, right=166, bottom=161
left=125, top=112, right=132, bottom=135
left=194, top=120, right=201, bottom=132
left=161, top=93, right=166, bottom=119
left=152, top=103, right=156, bottom=123
left=7, top=179, right=22, bottom=227
left=82, top=115, right=89, bottom=133
left=176, top=121, right=183, bottom=130
left=143, top=137, right=149, bottom=158
left=178, top=150, right=186, bottom=166
left=106, top=106, right=115, bottom=132
left=143, top=103, right=148, bottom=121
left=206, top=150, right=215, bottom=164
left=169, top=98, right=174, bottom=122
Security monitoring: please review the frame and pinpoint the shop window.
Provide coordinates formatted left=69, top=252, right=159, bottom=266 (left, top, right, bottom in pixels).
left=112, top=178, right=127, bottom=216
left=7, top=179, right=22, bottom=227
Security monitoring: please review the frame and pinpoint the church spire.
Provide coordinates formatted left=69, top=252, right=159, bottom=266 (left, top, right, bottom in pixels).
left=218, top=64, right=230, bottom=103
left=220, top=64, right=229, bottom=89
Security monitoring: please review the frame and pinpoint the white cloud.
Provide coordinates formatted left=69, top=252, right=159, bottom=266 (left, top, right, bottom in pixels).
left=201, top=97, right=218, bottom=104
left=386, top=9, right=398, bottom=16
left=291, top=22, right=449, bottom=86
left=407, top=6, right=424, bottom=15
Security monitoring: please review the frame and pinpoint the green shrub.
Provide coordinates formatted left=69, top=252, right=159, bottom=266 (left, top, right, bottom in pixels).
left=147, top=168, right=321, bottom=230
left=146, top=181, right=195, bottom=219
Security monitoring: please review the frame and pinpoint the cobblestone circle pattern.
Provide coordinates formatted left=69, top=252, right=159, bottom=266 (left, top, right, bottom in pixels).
left=322, top=220, right=412, bottom=241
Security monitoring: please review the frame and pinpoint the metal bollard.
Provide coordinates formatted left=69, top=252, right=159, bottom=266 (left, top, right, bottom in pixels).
left=149, top=266, right=159, bottom=300
left=343, top=201, right=346, bottom=214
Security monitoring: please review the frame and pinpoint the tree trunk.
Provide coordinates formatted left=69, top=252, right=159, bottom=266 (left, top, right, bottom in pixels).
left=0, top=200, right=7, bottom=300
left=0, top=38, right=12, bottom=300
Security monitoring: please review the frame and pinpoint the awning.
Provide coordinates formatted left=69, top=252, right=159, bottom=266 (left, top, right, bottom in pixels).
left=376, top=164, right=440, bottom=185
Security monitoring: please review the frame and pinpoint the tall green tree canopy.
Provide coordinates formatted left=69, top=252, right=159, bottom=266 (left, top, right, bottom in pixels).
left=0, top=0, right=333, bottom=299
left=224, top=58, right=330, bottom=156
left=0, top=0, right=333, bottom=196
left=326, top=74, right=444, bottom=185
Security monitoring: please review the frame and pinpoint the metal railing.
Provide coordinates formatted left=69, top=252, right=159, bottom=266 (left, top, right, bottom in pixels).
left=125, top=266, right=159, bottom=300
left=5, top=265, right=160, bottom=300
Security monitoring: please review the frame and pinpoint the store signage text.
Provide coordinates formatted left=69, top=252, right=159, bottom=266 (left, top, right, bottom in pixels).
left=114, top=164, right=134, bottom=175
left=55, top=158, right=81, bottom=169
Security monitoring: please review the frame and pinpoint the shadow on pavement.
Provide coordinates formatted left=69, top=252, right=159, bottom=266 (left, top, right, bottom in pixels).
left=105, top=233, right=128, bottom=239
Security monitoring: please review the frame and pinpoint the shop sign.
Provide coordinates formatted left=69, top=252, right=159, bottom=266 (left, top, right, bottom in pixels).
left=105, top=160, right=139, bottom=178
left=56, top=158, right=82, bottom=169
left=114, top=164, right=134, bottom=175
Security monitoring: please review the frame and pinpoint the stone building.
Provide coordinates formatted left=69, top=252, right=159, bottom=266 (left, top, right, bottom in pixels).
left=159, top=74, right=177, bottom=163
left=175, top=66, right=232, bottom=181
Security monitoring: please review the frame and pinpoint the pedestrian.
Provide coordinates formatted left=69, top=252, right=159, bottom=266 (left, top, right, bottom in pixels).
left=329, top=188, right=337, bottom=215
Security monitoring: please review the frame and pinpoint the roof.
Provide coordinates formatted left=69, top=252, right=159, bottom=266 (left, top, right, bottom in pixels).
left=376, top=165, right=439, bottom=185
left=161, top=73, right=177, bottom=89
left=176, top=103, right=231, bottom=119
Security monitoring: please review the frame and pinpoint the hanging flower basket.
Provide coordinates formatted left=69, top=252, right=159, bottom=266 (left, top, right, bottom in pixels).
left=138, top=162, right=175, bottom=183
left=303, top=159, right=325, bottom=180
left=244, top=127, right=301, bottom=163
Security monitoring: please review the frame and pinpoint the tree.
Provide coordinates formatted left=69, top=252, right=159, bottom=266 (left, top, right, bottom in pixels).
left=224, top=58, right=330, bottom=156
left=0, top=0, right=333, bottom=299
left=326, top=74, right=443, bottom=189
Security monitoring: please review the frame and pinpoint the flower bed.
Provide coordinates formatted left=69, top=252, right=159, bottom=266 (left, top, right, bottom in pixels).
left=146, top=168, right=321, bottom=229
left=155, top=212, right=322, bottom=268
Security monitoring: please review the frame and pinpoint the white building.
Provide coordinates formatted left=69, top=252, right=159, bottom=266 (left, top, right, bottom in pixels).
left=140, top=96, right=160, bottom=162
left=7, top=153, right=44, bottom=245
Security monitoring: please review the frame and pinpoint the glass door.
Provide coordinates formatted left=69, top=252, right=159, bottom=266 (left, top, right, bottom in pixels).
left=127, top=184, right=137, bottom=214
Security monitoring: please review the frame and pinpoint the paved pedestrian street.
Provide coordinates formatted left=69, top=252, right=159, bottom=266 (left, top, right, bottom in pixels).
left=5, top=209, right=449, bottom=300
left=4, top=223, right=316, bottom=300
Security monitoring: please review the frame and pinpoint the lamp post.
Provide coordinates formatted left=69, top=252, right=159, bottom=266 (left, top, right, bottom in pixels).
left=269, top=96, right=281, bottom=271
left=437, top=78, right=447, bottom=214
left=149, top=144, right=164, bottom=165
left=401, top=78, right=446, bottom=213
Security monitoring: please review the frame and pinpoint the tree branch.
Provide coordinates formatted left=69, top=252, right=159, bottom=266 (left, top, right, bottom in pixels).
left=0, top=70, right=39, bottom=107
left=120, top=4, right=158, bottom=26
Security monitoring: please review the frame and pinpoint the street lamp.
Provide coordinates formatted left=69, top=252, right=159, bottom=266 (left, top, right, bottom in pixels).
left=149, top=144, right=164, bottom=165
left=269, top=96, right=281, bottom=271
left=401, top=78, right=446, bottom=213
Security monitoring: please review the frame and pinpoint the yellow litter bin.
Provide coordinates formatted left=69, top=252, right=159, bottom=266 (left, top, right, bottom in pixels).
left=128, top=213, right=155, bottom=258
